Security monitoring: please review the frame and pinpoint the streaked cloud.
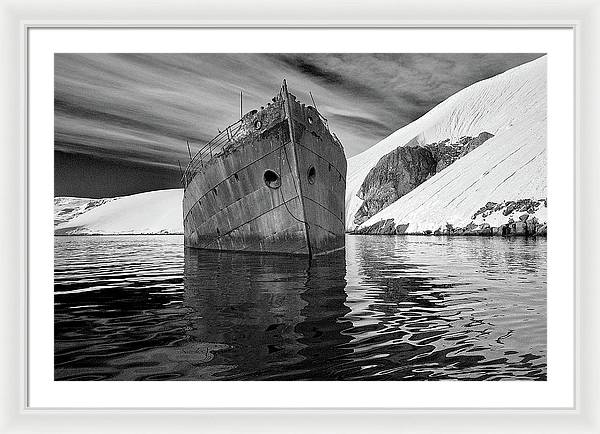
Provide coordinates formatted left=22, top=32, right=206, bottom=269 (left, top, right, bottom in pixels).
left=55, top=53, right=543, bottom=172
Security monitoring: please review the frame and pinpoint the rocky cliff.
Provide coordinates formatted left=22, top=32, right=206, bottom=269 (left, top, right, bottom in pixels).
left=353, top=132, right=494, bottom=226
left=354, top=146, right=436, bottom=226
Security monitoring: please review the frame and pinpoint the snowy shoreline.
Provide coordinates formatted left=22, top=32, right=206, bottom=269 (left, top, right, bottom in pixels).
left=54, top=233, right=183, bottom=236
left=349, top=228, right=547, bottom=237
left=352, top=198, right=547, bottom=237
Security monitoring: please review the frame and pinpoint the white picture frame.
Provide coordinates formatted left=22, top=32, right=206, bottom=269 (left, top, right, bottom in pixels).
left=1, top=0, right=597, bottom=432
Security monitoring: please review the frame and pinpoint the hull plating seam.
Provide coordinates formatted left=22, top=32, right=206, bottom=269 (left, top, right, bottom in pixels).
left=192, top=195, right=301, bottom=248
left=297, top=143, right=347, bottom=184
left=277, top=144, right=311, bottom=229
left=183, top=141, right=292, bottom=222
left=303, top=195, right=345, bottom=225
left=284, top=92, right=311, bottom=256
left=306, top=220, right=343, bottom=238
left=313, top=245, right=346, bottom=257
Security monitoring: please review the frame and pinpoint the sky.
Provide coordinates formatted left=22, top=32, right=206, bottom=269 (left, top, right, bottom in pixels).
left=55, top=53, right=543, bottom=198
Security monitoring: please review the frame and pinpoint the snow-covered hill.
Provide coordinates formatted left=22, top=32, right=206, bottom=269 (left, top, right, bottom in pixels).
left=54, top=196, right=116, bottom=227
left=347, top=56, right=547, bottom=233
left=55, top=189, right=183, bottom=235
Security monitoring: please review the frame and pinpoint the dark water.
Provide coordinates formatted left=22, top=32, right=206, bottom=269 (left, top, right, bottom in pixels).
left=54, top=235, right=546, bottom=381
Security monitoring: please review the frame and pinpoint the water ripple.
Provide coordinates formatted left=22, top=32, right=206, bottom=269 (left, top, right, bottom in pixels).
left=54, top=234, right=546, bottom=380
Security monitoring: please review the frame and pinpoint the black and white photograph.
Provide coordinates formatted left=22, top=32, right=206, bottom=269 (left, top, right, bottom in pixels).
left=54, top=52, right=547, bottom=381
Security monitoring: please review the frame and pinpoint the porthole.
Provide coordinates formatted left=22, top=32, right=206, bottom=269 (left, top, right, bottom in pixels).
left=264, top=170, right=281, bottom=189
left=307, top=166, right=316, bottom=184
left=307, top=116, right=314, bottom=125
left=255, top=120, right=262, bottom=129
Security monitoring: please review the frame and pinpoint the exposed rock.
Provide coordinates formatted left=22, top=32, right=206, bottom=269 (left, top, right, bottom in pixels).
left=514, top=221, right=527, bottom=235
left=354, top=218, right=396, bottom=235
left=463, top=132, right=495, bottom=153
left=425, top=142, right=462, bottom=173
left=395, top=223, right=409, bottom=234
left=464, top=222, right=477, bottom=232
left=354, top=182, right=405, bottom=226
left=354, top=146, right=436, bottom=225
left=478, top=223, right=492, bottom=236
left=472, top=199, right=545, bottom=229
left=353, top=197, right=547, bottom=237
left=460, top=222, right=493, bottom=236
left=353, top=132, right=494, bottom=226
left=503, top=202, right=516, bottom=216
left=536, top=224, right=547, bottom=236
left=426, top=131, right=494, bottom=172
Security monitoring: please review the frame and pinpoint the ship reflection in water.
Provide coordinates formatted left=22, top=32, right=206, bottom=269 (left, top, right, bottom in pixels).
left=54, top=235, right=546, bottom=380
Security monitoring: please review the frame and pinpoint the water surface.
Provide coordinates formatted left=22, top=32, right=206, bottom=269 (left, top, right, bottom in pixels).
left=54, top=235, right=546, bottom=380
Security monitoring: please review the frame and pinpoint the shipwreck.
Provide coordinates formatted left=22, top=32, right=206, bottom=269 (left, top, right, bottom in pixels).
left=181, top=80, right=347, bottom=258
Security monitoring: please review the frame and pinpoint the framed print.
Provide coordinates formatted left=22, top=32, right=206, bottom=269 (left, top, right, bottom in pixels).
left=1, top=0, right=598, bottom=433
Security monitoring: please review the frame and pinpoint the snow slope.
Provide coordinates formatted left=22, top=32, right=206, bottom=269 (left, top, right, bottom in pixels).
left=54, top=197, right=116, bottom=226
left=347, top=56, right=547, bottom=231
left=55, top=189, right=183, bottom=235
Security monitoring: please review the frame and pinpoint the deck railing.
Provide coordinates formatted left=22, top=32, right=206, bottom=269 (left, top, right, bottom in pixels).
left=181, top=118, right=245, bottom=186
left=181, top=85, right=336, bottom=187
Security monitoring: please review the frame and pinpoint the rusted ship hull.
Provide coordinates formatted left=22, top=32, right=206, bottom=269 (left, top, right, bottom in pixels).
left=182, top=81, right=346, bottom=258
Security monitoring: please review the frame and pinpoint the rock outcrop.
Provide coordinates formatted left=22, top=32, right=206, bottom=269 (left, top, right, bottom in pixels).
left=353, top=146, right=437, bottom=225
left=426, top=132, right=494, bottom=172
left=353, top=198, right=547, bottom=237
left=353, top=132, right=494, bottom=226
left=471, top=198, right=546, bottom=221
